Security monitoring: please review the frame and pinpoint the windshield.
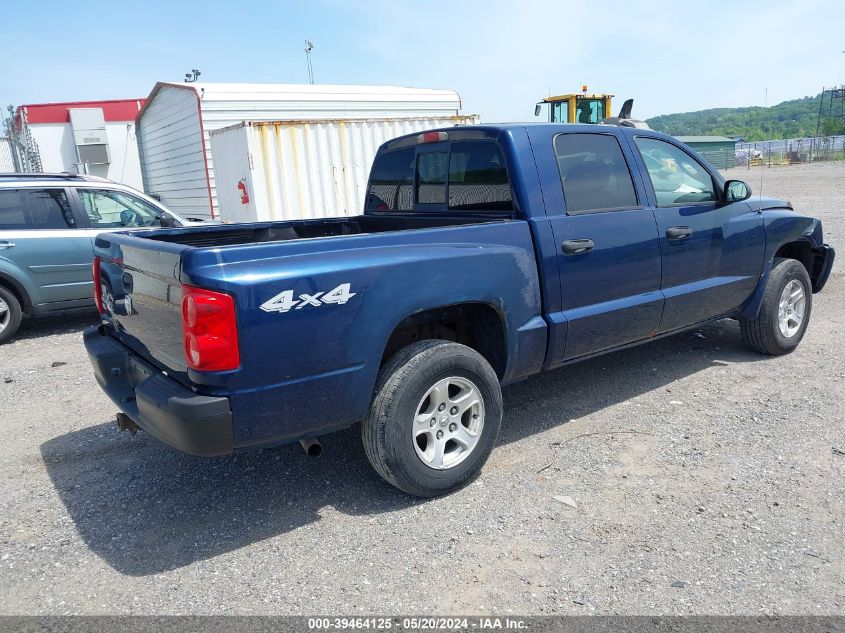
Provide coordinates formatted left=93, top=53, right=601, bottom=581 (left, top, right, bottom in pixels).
left=575, top=98, right=606, bottom=124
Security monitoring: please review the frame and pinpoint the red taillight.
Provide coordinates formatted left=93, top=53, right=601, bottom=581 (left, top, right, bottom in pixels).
left=92, top=256, right=104, bottom=314
left=181, top=285, right=240, bottom=372
left=417, top=131, right=448, bottom=144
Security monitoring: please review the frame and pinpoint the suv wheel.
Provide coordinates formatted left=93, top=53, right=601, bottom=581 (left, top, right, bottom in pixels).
left=363, top=340, right=503, bottom=497
left=0, top=285, right=23, bottom=344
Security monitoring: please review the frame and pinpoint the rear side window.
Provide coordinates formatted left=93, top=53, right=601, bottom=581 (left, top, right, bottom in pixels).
left=366, top=147, right=415, bottom=211
left=0, top=189, right=75, bottom=229
left=366, top=140, right=513, bottom=212
left=554, top=133, right=638, bottom=214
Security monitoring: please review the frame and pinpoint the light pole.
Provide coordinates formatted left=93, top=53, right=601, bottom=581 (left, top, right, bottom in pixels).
left=305, top=41, right=315, bottom=85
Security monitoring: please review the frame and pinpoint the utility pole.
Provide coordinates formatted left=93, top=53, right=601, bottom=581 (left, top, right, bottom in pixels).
left=305, top=40, right=315, bottom=84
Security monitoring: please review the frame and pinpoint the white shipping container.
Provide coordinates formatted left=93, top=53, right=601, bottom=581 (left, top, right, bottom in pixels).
left=137, top=82, right=465, bottom=220
left=210, top=116, right=479, bottom=222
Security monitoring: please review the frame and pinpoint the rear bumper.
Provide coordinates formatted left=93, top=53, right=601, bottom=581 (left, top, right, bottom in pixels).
left=83, top=326, right=233, bottom=456
left=812, top=244, right=835, bottom=292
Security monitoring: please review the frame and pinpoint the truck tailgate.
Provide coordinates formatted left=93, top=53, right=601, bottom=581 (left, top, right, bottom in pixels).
left=97, top=236, right=188, bottom=377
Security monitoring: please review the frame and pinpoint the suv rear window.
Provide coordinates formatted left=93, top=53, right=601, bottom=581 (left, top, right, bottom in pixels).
left=366, top=140, right=513, bottom=212
left=0, top=189, right=75, bottom=229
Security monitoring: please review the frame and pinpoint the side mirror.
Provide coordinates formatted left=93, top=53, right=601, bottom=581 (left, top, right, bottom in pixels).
left=724, top=179, right=751, bottom=203
left=534, top=103, right=542, bottom=117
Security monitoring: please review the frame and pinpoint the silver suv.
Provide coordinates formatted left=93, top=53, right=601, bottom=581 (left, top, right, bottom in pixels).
left=0, top=173, right=197, bottom=343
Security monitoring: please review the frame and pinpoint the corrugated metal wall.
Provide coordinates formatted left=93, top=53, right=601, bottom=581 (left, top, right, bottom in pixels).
left=137, top=85, right=211, bottom=219
left=209, top=123, right=251, bottom=221
left=693, top=148, right=736, bottom=170
left=138, top=83, right=464, bottom=220
left=685, top=143, right=736, bottom=169
left=210, top=116, right=479, bottom=222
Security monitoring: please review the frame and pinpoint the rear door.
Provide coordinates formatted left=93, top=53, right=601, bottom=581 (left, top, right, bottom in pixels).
left=538, top=130, right=663, bottom=365
left=627, top=135, right=765, bottom=332
left=0, top=187, right=94, bottom=306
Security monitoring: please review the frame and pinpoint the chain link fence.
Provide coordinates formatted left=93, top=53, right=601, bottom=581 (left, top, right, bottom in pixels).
left=735, top=135, right=845, bottom=166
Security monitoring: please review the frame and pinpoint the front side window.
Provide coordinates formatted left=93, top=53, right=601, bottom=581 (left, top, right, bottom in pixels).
left=78, top=189, right=165, bottom=228
left=554, top=133, right=638, bottom=214
left=0, top=189, right=75, bottom=230
left=633, top=137, right=716, bottom=206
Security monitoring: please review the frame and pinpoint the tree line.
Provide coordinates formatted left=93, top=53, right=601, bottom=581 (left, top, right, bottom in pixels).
left=646, top=93, right=845, bottom=141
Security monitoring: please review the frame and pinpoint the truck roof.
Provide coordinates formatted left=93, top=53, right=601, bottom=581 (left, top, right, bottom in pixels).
left=381, top=122, right=670, bottom=151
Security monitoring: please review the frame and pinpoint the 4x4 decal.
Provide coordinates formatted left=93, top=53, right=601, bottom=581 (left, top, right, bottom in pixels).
left=260, top=283, right=356, bottom=313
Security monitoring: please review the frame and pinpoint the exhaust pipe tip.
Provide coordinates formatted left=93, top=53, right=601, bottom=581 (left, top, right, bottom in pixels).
left=116, top=412, right=140, bottom=435
left=299, top=438, right=322, bottom=458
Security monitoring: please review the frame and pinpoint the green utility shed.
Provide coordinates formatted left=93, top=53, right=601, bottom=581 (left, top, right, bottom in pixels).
left=675, top=136, right=737, bottom=169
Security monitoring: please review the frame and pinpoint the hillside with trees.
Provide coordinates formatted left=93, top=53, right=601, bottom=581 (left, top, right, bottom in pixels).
left=646, top=93, right=845, bottom=141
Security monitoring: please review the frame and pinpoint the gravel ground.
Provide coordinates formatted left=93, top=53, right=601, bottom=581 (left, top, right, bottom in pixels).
left=0, top=162, right=843, bottom=616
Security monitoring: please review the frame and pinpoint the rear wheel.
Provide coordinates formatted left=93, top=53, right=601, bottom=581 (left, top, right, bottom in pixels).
left=363, top=340, right=502, bottom=497
left=740, top=258, right=812, bottom=355
left=0, top=285, right=23, bottom=344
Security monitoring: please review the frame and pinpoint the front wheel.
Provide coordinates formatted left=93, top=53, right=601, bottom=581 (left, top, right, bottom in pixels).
left=740, top=257, right=812, bottom=355
left=362, top=340, right=503, bottom=497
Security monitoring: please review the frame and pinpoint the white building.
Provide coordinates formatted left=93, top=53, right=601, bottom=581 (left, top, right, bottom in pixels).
left=137, top=82, right=464, bottom=220
left=12, top=99, right=145, bottom=189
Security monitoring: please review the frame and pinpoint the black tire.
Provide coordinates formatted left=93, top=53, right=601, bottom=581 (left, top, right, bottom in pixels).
left=740, top=257, right=812, bottom=355
left=363, top=340, right=503, bottom=497
left=0, top=285, right=23, bottom=344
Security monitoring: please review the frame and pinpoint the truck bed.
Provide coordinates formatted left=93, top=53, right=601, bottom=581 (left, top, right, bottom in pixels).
left=93, top=212, right=545, bottom=451
left=144, top=214, right=506, bottom=248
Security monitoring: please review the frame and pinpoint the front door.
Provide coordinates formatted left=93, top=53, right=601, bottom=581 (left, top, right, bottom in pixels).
left=628, top=136, right=765, bottom=333
left=538, top=130, right=663, bottom=366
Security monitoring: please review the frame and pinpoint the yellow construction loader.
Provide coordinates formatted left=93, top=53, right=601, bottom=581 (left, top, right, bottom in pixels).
left=534, top=86, right=648, bottom=128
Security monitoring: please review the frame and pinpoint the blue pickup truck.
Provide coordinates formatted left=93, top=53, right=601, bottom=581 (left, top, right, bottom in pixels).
left=84, top=124, right=834, bottom=497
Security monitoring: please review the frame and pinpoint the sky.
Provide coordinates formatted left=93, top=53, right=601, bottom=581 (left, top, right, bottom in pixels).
left=1, top=0, right=844, bottom=123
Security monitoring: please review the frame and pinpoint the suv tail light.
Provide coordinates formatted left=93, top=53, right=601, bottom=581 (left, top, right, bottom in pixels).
left=181, top=285, right=240, bottom=372
left=92, top=257, right=104, bottom=314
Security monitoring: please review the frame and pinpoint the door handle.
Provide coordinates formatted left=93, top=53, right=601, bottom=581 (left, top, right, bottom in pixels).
left=0, top=241, right=15, bottom=249
left=666, top=226, right=693, bottom=241
left=562, top=238, right=594, bottom=255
